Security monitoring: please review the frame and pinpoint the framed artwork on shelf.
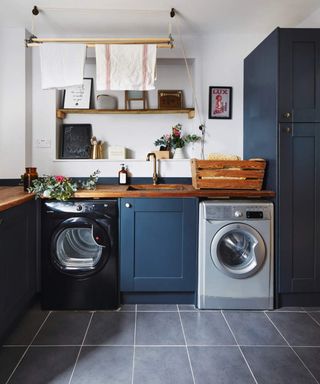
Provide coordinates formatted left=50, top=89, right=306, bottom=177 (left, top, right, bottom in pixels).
left=60, top=124, right=92, bottom=159
left=208, top=86, right=232, bottom=119
left=63, top=78, right=93, bottom=109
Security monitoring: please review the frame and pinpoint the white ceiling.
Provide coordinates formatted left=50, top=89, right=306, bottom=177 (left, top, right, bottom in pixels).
left=1, top=0, right=320, bottom=37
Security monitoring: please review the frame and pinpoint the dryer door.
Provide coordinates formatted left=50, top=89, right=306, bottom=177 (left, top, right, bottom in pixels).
left=51, top=217, right=111, bottom=277
left=210, top=223, right=266, bottom=279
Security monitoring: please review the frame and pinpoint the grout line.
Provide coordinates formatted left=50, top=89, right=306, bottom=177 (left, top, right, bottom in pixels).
left=264, top=312, right=320, bottom=384
left=221, top=310, right=259, bottom=384
left=306, top=312, right=320, bottom=328
left=68, top=312, right=94, bottom=384
left=131, top=304, right=137, bottom=384
left=5, top=311, right=52, bottom=384
left=177, top=304, right=196, bottom=384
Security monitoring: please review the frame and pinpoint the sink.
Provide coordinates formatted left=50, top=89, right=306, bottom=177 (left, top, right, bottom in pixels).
left=127, top=184, right=188, bottom=191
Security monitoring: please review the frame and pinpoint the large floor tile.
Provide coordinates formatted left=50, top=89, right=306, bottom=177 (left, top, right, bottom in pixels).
left=0, top=347, right=26, bottom=383
left=84, top=312, right=135, bottom=345
left=118, top=304, right=135, bottom=312
left=189, top=346, right=255, bottom=384
left=273, top=307, right=305, bottom=312
left=4, top=309, right=49, bottom=346
left=180, top=312, right=235, bottom=346
left=133, top=347, right=193, bottom=384
left=136, top=312, right=184, bottom=345
left=242, top=346, right=317, bottom=384
left=137, top=304, right=177, bottom=312
left=267, top=312, right=320, bottom=346
left=309, top=312, right=320, bottom=325
left=8, top=346, right=79, bottom=384
left=224, top=311, right=286, bottom=345
left=178, top=305, right=199, bottom=311
left=32, top=312, right=91, bottom=345
left=71, top=346, right=133, bottom=384
left=294, top=347, right=320, bottom=381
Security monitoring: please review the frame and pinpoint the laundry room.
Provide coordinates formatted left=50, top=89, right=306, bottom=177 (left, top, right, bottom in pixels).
left=1, top=1, right=320, bottom=383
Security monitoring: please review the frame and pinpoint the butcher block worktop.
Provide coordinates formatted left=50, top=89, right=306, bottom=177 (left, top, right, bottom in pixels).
left=0, top=186, right=35, bottom=212
left=0, top=185, right=275, bottom=212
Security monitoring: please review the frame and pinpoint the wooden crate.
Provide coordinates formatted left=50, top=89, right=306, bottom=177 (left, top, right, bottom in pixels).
left=191, top=159, right=266, bottom=190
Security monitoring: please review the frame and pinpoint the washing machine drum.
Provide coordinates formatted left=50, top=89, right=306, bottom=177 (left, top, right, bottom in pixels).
left=211, top=223, right=266, bottom=279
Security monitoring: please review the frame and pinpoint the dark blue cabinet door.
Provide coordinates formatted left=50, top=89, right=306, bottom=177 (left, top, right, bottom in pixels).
left=120, top=198, right=198, bottom=292
left=279, top=29, right=320, bottom=123
left=0, top=200, right=37, bottom=340
left=279, top=123, right=320, bottom=293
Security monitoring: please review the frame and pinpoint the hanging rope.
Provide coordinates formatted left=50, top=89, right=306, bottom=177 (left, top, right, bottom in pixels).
left=172, top=13, right=206, bottom=159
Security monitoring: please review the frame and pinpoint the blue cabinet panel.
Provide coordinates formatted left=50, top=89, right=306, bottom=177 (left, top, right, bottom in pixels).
left=120, top=198, right=198, bottom=292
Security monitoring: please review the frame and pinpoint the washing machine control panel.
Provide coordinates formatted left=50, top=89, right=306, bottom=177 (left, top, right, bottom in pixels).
left=204, top=202, right=272, bottom=220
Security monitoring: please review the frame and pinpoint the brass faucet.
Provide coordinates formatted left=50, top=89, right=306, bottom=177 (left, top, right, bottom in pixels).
left=146, top=152, right=158, bottom=185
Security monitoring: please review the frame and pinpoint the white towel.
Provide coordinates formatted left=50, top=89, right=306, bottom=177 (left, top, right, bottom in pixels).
left=95, top=44, right=157, bottom=91
left=40, top=43, right=86, bottom=90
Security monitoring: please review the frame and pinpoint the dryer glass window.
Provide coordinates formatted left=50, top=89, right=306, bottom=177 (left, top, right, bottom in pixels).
left=55, top=228, right=103, bottom=271
left=217, top=230, right=255, bottom=268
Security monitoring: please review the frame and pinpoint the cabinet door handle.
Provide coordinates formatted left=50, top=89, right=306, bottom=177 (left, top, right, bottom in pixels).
left=283, top=127, right=291, bottom=134
left=125, top=203, right=132, bottom=208
left=283, top=112, right=291, bottom=118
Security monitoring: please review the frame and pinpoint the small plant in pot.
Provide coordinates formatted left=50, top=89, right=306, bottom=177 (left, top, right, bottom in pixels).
left=154, top=123, right=201, bottom=158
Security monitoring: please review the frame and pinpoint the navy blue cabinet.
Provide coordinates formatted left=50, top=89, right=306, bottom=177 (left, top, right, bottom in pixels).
left=279, top=29, right=320, bottom=123
left=120, top=198, right=198, bottom=299
left=244, top=27, right=320, bottom=306
left=279, top=123, right=320, bottom=293
left=0, top=200, right=37, bottom=341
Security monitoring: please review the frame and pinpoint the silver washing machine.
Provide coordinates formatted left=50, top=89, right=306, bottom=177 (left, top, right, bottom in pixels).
left=197, top=200, right=274, bottom=310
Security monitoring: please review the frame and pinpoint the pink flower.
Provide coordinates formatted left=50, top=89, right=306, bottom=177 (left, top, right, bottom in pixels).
left=55, top=176, right=65, bottom=183
left=173, top=128, right=180, bottom=137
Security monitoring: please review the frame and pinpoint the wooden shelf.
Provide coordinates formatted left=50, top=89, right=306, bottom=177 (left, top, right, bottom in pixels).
left=56, top=108, right=195, bottom=119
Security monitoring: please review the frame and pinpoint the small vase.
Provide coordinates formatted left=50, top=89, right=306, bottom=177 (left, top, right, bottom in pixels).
left=173, top=148, right=184, bottom=159
left=23, top=167, right=38, bottom=191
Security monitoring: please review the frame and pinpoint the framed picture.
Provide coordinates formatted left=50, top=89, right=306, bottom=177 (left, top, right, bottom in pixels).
left=63, top=78, right=93, bottom=109
left=208, top=86, right=232, bottom=119
left=60, top=124, right=92, bottom=159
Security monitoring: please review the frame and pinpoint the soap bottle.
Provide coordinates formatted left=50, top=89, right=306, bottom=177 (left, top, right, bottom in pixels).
left=118, top=164, right=128, bottom=185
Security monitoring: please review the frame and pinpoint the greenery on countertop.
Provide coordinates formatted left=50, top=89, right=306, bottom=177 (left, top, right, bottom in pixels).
left=28, top=169, right=100, bottom=201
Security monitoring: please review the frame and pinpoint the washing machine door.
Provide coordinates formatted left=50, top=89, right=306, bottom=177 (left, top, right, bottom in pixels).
left=210, top=223, right=266, bottom=279
left=51, top=217, right=111, bottom=277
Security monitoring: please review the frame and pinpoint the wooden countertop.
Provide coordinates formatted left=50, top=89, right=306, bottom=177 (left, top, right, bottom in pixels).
left=73, top=184, right=275, bottom=198
left=0, top=186, right=35, bottom=212
left=0, top=184, right=275, bottom=212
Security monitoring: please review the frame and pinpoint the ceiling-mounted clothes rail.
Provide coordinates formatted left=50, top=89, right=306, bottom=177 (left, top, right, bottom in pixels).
left=26, top=6, right=176, bottom=48
left=26, top=36, right=174, bottom=49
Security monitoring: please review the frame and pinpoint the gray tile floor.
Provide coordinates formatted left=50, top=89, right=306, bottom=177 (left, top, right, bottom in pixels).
left=2, top=305, right=320, bottom=383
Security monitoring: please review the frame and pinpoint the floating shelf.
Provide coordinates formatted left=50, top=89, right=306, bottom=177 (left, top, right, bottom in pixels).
left=56, top=108, right=195, bottom=119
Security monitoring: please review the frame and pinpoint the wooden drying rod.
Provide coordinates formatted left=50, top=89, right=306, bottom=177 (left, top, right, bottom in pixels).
left=26, top=36, right=174, bottom=49
left=26, top=7, right=176, bottom=48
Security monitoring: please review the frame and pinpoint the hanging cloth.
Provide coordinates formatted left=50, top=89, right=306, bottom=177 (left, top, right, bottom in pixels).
left=95, top=44, right=157, bottom=91
left=40, top=43, right=86, bottom=89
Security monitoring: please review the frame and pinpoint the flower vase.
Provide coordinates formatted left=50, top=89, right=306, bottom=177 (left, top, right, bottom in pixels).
left=173, top=147, right=184, bottom=159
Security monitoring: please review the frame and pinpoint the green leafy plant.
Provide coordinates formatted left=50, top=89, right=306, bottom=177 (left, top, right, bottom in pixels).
left=28, top=169, right=100, bottom=201
left=154, top=123, right=201, bottom=150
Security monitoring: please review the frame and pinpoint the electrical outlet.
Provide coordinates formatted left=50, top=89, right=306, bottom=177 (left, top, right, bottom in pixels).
left=36, top=138, right=51, bottom=148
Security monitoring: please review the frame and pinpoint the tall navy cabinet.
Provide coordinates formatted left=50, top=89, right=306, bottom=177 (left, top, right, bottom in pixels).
left=244, top=28, right=320, bottom=306
left=120, top=198, right=198, bottom=303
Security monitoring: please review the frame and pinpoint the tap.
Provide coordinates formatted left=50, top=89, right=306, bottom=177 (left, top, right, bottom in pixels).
left=146, top=152, right=158, bottom=185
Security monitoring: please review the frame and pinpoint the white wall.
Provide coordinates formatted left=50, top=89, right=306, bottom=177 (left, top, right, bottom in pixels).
left=30, top=33, right=266, bottom=179
left=0, top=27, right=28, bottom=178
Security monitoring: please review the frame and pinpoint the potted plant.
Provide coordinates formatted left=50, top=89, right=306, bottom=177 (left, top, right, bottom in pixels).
left=154, top=123, right=201, bottom=159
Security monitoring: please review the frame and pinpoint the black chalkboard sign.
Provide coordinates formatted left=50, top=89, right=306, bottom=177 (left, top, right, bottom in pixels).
left=60, top=124, right=92, bottom=159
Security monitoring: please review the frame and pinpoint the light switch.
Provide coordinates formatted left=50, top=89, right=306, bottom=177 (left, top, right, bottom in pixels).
left=36, top=138, right=51, bottom=148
